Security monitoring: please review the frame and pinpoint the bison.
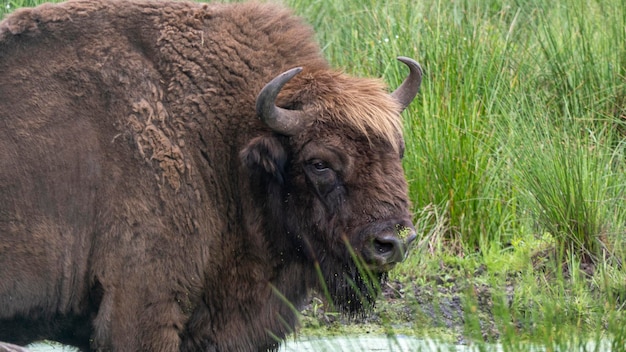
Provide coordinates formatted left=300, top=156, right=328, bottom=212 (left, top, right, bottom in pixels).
left=0, top=0, right=423, bottom=350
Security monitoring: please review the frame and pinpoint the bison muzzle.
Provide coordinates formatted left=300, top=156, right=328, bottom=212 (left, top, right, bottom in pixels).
left=0, top=0, right=423, bottom=351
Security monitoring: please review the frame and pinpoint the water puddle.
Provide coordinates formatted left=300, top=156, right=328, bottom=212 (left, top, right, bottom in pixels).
left=25, top=343, right=75, bottom=351
left=26, top=336, right=611, bottom=352
left=280, top=335, right=476, bottom=351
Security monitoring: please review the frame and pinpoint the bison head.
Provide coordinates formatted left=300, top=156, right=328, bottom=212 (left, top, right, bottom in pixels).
left=241, top=58, right=422, bottom=313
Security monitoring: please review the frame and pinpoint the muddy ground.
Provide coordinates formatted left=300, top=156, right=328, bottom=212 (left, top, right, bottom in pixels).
left=299, top=275, right=507, bottom=345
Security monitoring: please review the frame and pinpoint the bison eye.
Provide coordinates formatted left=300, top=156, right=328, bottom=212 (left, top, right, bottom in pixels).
left=311, top=160, right=329, bottom=171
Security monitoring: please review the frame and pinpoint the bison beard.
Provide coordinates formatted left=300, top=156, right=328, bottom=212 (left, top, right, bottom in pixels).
left=316, top=250, right=384, bottom=314
left=0, top=0, right=422, bottom=350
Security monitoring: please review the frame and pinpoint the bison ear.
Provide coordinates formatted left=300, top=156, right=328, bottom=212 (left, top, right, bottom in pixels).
left=240, top=136, right=288, bottom=184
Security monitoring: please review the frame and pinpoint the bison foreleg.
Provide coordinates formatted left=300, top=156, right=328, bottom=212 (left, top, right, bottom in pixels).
left=91, top=280, right=186, bottom=351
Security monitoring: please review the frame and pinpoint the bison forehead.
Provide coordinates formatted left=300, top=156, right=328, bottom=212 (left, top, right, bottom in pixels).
left=279, top=71, right=405, bottom=153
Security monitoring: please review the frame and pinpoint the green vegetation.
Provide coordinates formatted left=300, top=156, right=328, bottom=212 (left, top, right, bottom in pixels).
left=3, top=0, right=626, bottom=350
left=2, top=0, right=46, bottom=12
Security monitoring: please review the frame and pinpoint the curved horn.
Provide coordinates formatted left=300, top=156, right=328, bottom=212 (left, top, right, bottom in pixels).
left=256, top=67, right=307, bottom=136
left=391, top=57, right=423, bottom=112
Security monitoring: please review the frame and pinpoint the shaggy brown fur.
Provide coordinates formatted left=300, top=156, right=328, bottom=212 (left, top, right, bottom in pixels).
left=0, top=1, right=418, bottom=351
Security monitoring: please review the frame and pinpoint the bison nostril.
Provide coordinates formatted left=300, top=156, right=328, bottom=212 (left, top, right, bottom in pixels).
left=367, top=235, right=404, bottom=266
left=373, top=238, right=395, bottom=255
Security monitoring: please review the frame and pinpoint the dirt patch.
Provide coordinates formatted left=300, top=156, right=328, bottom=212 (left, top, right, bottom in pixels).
left=299, top=275, right=506, bottom=344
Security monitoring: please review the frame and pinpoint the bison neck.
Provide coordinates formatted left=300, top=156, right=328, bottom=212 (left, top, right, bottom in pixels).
left=182, top=243, right=312, bottom=350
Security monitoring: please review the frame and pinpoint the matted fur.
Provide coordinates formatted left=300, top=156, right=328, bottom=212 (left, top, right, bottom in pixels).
left=0, top=0, right=417, bottom=351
